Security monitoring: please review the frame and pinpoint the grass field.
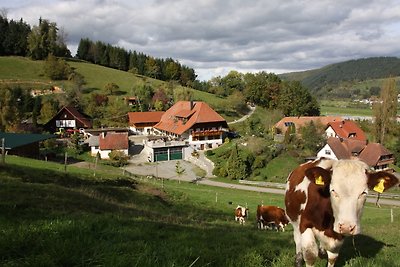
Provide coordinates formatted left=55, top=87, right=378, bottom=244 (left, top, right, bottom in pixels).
left=1, top=156, right=399, bottom=267
left=0, top=56, right=236, bottom=120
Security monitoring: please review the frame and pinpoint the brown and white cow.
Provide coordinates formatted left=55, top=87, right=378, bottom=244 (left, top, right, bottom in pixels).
left=256, top=205, right=289, bottom=232
left=234, top=205, right=249, bottom=225
left=285, top=158, right=398, bottom=267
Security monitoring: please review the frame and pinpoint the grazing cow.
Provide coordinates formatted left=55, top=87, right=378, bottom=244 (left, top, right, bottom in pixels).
left=256, top=205, right=289, bottom=232
left=234, top=205, right=249, bottom=225
left=285, top=158, right=398, bottom=267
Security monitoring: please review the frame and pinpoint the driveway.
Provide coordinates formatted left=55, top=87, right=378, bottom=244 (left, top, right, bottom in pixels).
left=124, top=160, right=200, bottom=182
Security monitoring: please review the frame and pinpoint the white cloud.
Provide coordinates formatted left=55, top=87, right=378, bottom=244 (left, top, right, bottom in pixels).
left=4, top=0, right=400, bottom=80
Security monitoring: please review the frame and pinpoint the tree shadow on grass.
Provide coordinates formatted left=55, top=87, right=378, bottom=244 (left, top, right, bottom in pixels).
left=81, top=87, right=99, bottom=94
left=336, top=234, right=394, bottom=266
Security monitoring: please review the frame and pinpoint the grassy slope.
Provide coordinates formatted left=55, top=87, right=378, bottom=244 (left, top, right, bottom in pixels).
left=1, top=156, right=399, bottom=267
left=0, top=56, right=233, bottom=118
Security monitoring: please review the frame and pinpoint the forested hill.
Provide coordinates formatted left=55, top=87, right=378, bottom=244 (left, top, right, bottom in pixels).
left=279, top=57, right=400, bottom=92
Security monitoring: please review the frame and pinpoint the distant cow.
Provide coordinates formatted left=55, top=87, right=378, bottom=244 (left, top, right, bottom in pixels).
left=285, top=158, right=399, bottom=267
left=234, top=205, right=249, bottom=225
left=256, top=205, right=289, bottom=232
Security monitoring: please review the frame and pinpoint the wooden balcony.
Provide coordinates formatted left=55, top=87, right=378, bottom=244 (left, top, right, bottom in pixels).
left=191, top=129, right=223, bottom=137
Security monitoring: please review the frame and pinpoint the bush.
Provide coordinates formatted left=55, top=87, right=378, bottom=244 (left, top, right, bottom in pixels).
left=108, top=150, right=129, bottom=167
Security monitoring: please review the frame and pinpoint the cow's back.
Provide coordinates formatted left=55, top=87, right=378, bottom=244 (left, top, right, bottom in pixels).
left=285, top=160, right=318, bottom=222
left=285, top=158, right=339, bottom=238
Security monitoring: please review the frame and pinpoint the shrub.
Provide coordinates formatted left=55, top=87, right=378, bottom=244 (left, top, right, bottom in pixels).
left=108, top=150, right=129, bottom=167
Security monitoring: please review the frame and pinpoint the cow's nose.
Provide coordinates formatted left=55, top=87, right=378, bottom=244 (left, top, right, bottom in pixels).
left=338, top=223, right=356, bottom=235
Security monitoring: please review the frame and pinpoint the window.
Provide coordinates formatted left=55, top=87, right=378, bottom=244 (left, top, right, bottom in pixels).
left=284, top=122, right=294, bottom=127
left=325, top=150, right=331, bottom=155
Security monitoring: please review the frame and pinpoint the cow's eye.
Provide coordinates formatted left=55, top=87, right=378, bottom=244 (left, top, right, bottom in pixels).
left=331, top=189, right=339, bottom=198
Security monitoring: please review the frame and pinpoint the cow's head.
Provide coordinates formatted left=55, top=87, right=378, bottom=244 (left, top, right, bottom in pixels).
left=305, top=160, right=398, bottom=236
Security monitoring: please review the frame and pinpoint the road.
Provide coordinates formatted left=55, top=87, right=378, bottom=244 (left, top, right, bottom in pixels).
left=123, top=161, right=400, bottom=207
left=197, top=179, right=400, bottom=207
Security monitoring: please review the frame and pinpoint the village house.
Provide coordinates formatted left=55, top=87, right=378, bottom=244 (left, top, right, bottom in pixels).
left=44, top=105, right=92, bottom=134
left=136, top=101, right=228, bottom=162
left=317, top=119, right=395, bottom=171
left=89, top=132, right=129, bottom=159
left=325, top=120, right=367, bottom=142
left=317, top=137, right=395, bottom=171
left=274, top=116, right=342, bottom=137
left=128, top=111, right=164, bottom=135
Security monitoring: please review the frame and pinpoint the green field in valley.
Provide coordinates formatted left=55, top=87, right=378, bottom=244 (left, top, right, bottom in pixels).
left=1, top=156, right=399, bottom=267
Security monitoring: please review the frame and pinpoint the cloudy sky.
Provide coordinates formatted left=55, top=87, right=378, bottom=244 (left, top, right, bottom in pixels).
left=2, top=0, right=400, bottom=80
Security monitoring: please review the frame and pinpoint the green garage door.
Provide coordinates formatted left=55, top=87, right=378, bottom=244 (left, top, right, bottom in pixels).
left=154, top=147, right=183, bottom=161
left=155, top=153, right=168, bottom=161
left=154, top=148, right=168, bottom=162
left=169, top=147, right=183, bottom=160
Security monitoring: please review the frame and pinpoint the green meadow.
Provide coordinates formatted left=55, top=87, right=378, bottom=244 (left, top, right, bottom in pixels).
left=0, top=156, right=399, bottom=267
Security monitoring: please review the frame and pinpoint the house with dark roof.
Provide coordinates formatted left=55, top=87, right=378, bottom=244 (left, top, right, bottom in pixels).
left=128, top=111, right=164, bottom=135
left=0, top=132, right=55, bottom=158
left=89, top=132, right=129, bottom=159
left=317, top=137, right=366, bottom=160
left=358, top=143, right=395, bottom=171
left=317, top=137, right=394, bottom=171
left=44, top=106, right=92, bottom=134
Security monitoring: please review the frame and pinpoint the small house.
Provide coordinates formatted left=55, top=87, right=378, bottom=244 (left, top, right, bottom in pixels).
left=89, top=132, right=129, bottom=159
left=44, top=105, right=92, bottom=134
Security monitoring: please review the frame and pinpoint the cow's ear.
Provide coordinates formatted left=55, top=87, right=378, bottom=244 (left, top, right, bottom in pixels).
left=367, top=171, right=399, bottom=193
left=305, top=167, right=331, bottom=186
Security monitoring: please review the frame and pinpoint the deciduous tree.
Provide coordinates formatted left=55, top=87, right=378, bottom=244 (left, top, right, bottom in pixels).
left=373, top=77, right=397, bottom=144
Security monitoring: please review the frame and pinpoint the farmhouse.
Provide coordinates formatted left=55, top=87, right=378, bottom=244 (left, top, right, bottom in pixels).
left=325, top=120, right=367, bottom=141
left=274, top=116, right=342, bottom=136
left=133, top=101, right=228, bottom=162
left=358, top=143, right=395, bottom=171
left=153, top=101, right=229, bottom=150
left=44, top=105, right=92, bottom=134
left=317, top=137, right=394, bottom=171
left=128, top=111, right=164, bottom=135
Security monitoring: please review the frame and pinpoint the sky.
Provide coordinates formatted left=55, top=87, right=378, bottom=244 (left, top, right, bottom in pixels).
left=2, top=0, right=400, bottom=81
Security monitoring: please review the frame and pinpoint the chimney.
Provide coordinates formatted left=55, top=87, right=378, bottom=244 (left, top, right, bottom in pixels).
left=190, top=100, right=194, bottom=110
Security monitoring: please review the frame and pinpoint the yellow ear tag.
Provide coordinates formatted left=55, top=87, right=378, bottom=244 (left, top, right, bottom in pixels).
left=373, top=178, right=385, bottom=194
left=315, top=175, right=324, bottom=185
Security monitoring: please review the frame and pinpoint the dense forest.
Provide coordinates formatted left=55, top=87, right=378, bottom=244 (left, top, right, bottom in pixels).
left=75, top=38, right=196, bottom=87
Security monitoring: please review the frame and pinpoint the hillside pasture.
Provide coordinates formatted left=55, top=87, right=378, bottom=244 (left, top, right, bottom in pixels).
left=1, top=156, right=399, bottom=267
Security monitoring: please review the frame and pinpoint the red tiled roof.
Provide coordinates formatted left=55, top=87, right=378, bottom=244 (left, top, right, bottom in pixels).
left=99, top=132, right=129, bottom=150
left=154, top=101, right=227, bottom=135
left=327, top=120, right=367, bottom=141
left=275, top=116, right=342, bottom=132
left=128, top=111, right=165, bottom=124
left=359, top=143, right=393, bottom=166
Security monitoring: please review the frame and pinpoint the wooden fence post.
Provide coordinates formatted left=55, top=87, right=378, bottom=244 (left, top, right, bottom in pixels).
left=64, top=152, right=68, bottom=173
left=1, top=138, right=5, bottom=165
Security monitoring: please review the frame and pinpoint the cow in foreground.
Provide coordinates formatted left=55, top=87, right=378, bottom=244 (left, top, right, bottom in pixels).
left=256, top=205, right=289, bottom=231
left=234, top=205, right=249, bottom=225
left=285, top=158, right=398, bottom=267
